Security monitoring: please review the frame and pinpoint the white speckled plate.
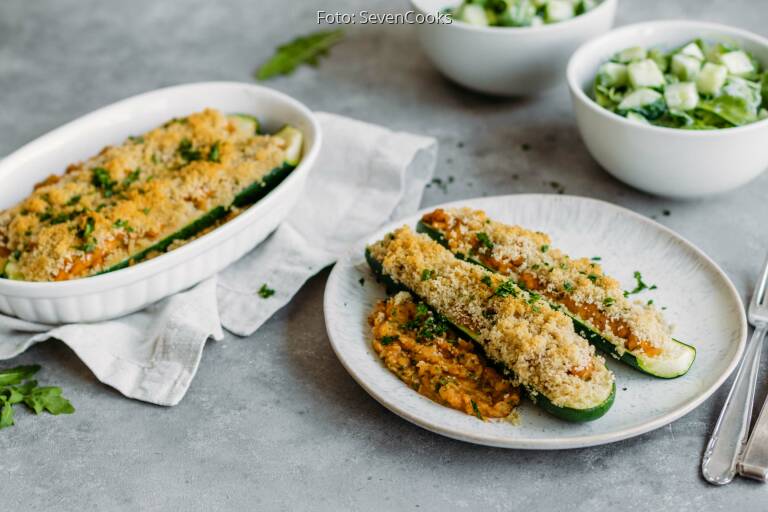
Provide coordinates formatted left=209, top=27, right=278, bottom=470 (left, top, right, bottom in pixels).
left=323, top=195, right=747, bottom=449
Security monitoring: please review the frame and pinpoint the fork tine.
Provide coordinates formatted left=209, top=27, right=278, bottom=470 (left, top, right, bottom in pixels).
left=750, top=254, right=768, bottom=317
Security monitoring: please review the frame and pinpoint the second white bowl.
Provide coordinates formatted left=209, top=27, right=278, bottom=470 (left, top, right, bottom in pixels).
left=411, top=0, right=617, bottom=96
left=567, top=20, right=768, bottom=198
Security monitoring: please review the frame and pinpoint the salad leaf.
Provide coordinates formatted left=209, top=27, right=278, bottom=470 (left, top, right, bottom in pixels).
left=256, top=29, right=345, bottom=80
left=698, top=95, right=756, bottom=126
left=619, top=97, right=667, bottom=120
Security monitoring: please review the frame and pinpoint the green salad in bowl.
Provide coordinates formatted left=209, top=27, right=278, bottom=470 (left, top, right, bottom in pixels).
left=450, top=0, right=599, bottom=27
left=593, top=39, right=768, bottom=129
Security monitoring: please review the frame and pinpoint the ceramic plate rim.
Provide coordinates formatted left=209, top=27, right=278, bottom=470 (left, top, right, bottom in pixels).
left=323, top=194, right=747, bottom=449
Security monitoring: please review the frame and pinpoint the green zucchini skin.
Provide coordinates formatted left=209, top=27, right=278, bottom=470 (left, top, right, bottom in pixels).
left=101, top=161, right=296, bottom=275
left=365, top=247, right=615, bottom=422
left=416, top=219, right=696, bottom=379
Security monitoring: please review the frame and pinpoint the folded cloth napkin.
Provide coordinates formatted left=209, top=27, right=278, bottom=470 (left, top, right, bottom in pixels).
left=0, top=112, right=437, bottom=406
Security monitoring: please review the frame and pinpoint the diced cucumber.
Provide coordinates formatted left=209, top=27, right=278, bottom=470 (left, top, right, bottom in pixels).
left=648, top=48, right=669, bottom=73
left=671, top=53, right=702, bottom=81
left=626, top=112, right=650, bottom=124
left=498, top=0, right=536, bottom=27
left=597, top=62, right=628, bottom=87
left=617, top=46, right=647, bottom=64
left=274, top=125, right=303, bottom=166
left=228, top=114, right=260, bottom=135
left=618, top=88, right=662, bottom=109
left=679, top=42, right=705, bottom=61
left=628, top=59, right=665, bottom=89
left=455, top=4, right=489, bottom=25
left=696, top=62, right=728, bottom=95
left=720, top=51, right=755, bottom=76
left=665, top=82, right=699, bottom=111
left=545, top=0, right=574, bottom=22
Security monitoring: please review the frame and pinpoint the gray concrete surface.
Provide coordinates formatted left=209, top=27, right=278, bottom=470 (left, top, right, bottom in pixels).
left=1, top=0, right=768, bottom=510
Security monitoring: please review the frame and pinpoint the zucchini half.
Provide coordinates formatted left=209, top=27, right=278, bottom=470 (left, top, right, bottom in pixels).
left=365, top=247, right=615, bottom=423
left=416, top=220, right=696, bottom=379
left=101, top=125, right=302, bottom=275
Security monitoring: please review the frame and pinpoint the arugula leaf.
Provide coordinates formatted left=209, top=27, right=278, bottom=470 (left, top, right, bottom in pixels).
left=0, top=400, right=14, bottom=429
left=256, top=29, right=345, bottom=80
left=0, top=365, right=74, bottom=430
left=0, top=365, right=40, bottom=386
left=24, top=387, right=74, bottom=415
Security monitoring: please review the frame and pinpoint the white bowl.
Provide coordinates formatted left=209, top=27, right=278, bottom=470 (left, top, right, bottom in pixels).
left=0, top=82, right=321, bottom=323
left=567, top=20, right=768, bottom=198
left=410, top=0, right=617, bottom=96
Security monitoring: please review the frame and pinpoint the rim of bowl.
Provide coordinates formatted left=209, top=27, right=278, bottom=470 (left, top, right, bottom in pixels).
left=567, top=19, right=768, bottom=136
left=409, top=0, right=617, bottom=34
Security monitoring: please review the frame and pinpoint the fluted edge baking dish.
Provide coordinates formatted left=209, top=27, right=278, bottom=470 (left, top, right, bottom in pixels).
left=0, top=82, right=321, bottom=323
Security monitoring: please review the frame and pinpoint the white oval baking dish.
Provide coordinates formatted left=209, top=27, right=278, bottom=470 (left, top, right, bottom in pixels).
left=0, top=82, right=321, bottom=323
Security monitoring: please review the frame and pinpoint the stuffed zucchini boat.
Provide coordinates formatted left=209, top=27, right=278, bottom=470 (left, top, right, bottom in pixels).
left=417, top=208, right=696, bottom=378
left=0, top=108, right=302, bottom=282
left=366, top=226, right=615, bottom=422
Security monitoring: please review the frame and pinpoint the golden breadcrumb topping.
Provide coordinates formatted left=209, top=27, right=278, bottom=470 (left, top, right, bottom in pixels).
left=368, top=226, right=614, bottom=410
left=420, top=208, right=679, bottom=359
left=369, top=291, right=520, bottom=420
left=0, top=109, right=288, bottom=281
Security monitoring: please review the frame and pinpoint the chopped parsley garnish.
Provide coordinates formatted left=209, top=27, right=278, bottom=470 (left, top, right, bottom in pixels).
left=421, top=269, right=436, bottom=281
left=113, top=219, right=134, bottom=232
left=494, top=279, right=518, bottom=298
left=603, top=297, right=615, bottom=307
left=476, top=232, right=494, bottom=249
left=540, top=244, right=549, bottom=253
left=257, top=284, right=275, bottom=298
left=78, top=217, right=95, bottom=240
left=141, top=207, right=151, bottom=215
left=79, top=241, right=96, bottom=253
left=403, top=303, right=448, bottom=341
left=66, top=195, right=81, bottom=206
left=128, top=135, right=144, bottom=144
left=563, top=282, right=574, bottom=293
left=151, top=153, right=161, bottom=164
left=587, top=274, right=599, bottom=283
left=178, top=138, right=202, bottom=162
left=208, top=141, right=221, bottom=163
left=624, top=271, right=657, bottom=296
left=647, top=299, right=654, bottom=305
left=92, top=167, right=116, bottom=197
left=48, top=211, right=81, bottom=225
left=470, top=399, right=483, bottom=420
left=122, top=168, right=141, bottom=186
left=591, top=256, right=602, bottom=261
left=481, top=275, right=493, bottom=287
left=380, top=335, right=399, bottom=346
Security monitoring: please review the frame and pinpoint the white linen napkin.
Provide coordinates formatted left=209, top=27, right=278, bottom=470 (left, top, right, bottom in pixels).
left=0, top=112, right=437, bottom=406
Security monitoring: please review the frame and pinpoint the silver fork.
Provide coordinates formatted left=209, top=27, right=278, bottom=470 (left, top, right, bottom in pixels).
left=702, top=254, right=768, bottom=485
